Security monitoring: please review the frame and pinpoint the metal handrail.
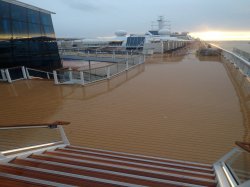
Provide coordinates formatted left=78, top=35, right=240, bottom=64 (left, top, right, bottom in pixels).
left=0, top=121, right=70, bottom=130
left=209, top=43, right=250, bottom=67
left=0, top=121, right=70, bottom=157
left=235, top=141, right=250, bottom=153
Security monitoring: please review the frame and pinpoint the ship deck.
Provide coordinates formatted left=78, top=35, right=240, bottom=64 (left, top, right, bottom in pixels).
left=0, top=45, right=249, bottom=164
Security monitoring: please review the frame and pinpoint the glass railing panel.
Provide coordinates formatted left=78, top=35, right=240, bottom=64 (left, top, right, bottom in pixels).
left=0, top=127, right=62, bottom=154
left=225, top=150, right=250, bottom=184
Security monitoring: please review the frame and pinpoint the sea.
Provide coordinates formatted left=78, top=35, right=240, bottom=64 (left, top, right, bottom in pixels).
left=210, top=41, right=250, bottom=53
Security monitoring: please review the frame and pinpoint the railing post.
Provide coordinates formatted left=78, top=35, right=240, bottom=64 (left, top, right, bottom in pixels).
left=1, top=69, right=6, bottom=81
left=126, top=60, right=129, bottom=70
left=112, top=51, right=115, bottom=61
left=25, top=68, right=31, bottom=79
left=80, top=71, right=85, bottom=85
left=107, top=67, right=110, bottom=79
left=69, top=68, right=73, bottom=82
left=58, top=125, right=70, bottom=145
left=5, top=69, right=12, bottom=83
left=47, top=72, right=50, bottom=79
left=53, top=70, right=59, bottom=84
left=21, top=66, right=27, bottom=79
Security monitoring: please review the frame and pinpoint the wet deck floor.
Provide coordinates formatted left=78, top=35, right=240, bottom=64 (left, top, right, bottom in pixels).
left=0, top=46, right=249, bottom=164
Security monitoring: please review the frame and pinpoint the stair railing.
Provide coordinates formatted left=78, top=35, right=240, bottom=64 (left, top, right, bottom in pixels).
left=0, top=121, right=70, bottom=158
left=214, top=141, right=250, bottom=187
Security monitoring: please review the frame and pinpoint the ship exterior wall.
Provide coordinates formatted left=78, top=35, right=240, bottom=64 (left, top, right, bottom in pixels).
left=0, top=0, right=62, bottom=71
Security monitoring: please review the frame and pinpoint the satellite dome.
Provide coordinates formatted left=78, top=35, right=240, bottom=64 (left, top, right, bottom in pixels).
left=159, top=29, right=170, bottom=36
left=115, top=30, right=127, bottom=37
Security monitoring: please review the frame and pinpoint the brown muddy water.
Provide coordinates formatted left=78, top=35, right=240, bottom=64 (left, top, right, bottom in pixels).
left=0, top=47, right=249, bottom=164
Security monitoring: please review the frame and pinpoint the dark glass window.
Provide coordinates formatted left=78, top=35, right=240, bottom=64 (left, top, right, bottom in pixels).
left=12, top=40, right=29, bottom=55
left=12, top=21, right=28, bottom=39
left=29, top=41, right=41, bottom=53
left=11, top=4, right=27, bottom=22
left=0, top=40, right=12, bottom=57
left=0, top=1, right=10, bottom=18
left=28, top=23, right=42, bottom=38
left=47, top=42, right=58, bottom=52
left=27, top=9, right=40, bottom=24
left=40, top=13, right=52, bottom=26
left=0, top=18, right=12, bottom=39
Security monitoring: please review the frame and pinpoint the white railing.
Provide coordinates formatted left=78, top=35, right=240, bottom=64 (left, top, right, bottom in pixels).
left=59, top=49, right=138, bottom=61
left=233, top=48, right=250, bottom=62
left=0, top=66, right=54, bottom=83
left=26, top=67, right=54, bottom=80
left=53, top=55, right=145, bottom=85
left=0, top=69, right=7, bottom=82
left=209, top=44, right=250, bottom=77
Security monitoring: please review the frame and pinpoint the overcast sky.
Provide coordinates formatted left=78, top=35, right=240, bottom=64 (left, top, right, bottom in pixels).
left=20, top=0, right=250, bottom=38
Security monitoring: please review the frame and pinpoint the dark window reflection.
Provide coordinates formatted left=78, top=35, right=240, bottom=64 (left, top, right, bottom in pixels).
left=0, top=18, right=12, bottom=39
left=0, top=1, right=10, bottom=18
left=27, top=9, right=40, bottom=24
left=12, top=21, right=28, bottom=39
left=11, top=4, right=27, bottom=22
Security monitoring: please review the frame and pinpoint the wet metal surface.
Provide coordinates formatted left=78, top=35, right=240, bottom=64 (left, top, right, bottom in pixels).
left=0, top=47, right=249, bottom=164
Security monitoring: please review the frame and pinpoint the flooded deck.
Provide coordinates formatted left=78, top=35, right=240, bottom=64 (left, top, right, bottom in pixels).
left=0, top=46, right=249, bottom=164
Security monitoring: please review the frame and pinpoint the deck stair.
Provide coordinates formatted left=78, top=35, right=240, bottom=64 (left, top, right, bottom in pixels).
left=0, top=122, right=219, bottom=186
left=0, top=145, right=217, bottom=187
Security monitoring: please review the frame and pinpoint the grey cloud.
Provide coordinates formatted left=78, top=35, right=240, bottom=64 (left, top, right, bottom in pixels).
left=60, top=0, right=99, bottom=12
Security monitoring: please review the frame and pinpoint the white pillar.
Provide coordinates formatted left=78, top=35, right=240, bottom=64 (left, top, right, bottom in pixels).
left=80, top=71, right=85, bottom=85
left=5, top=69, right=12, bottom=83
left=53, top=70, right=59, bottom=84
left=21, top=66, right=27, bottom=79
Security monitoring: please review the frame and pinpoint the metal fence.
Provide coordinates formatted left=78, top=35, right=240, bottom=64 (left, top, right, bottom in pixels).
left=53, top=54, right=144, bottom=85
left=59, top=49, right=141, bottom=62
left=210, top=44, right=250, bottom=77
